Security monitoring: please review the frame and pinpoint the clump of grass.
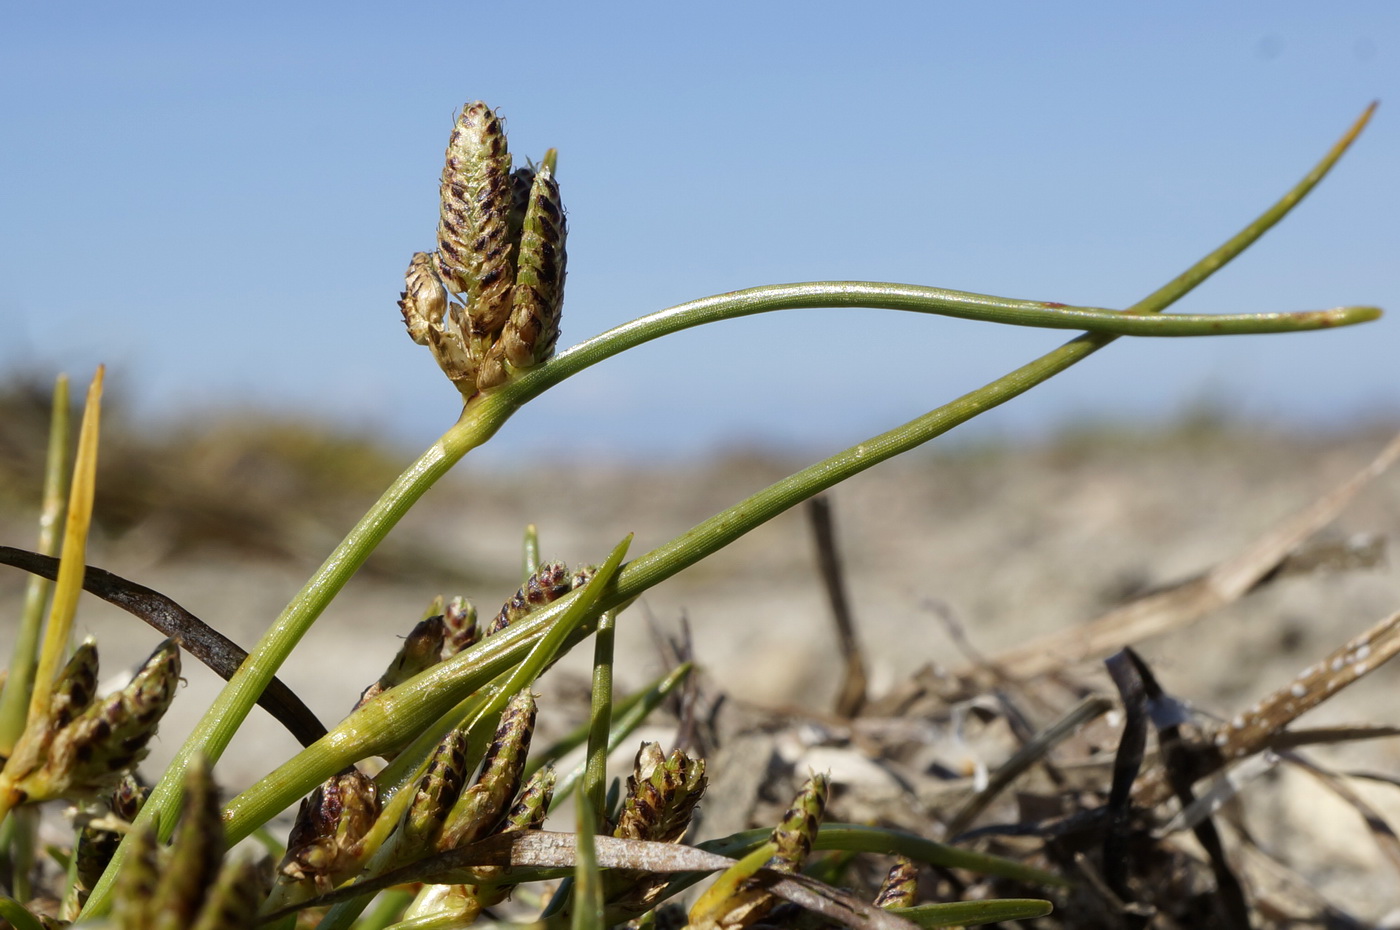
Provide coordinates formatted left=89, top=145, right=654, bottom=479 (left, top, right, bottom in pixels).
left=0, top=100, right=1392, bottom=930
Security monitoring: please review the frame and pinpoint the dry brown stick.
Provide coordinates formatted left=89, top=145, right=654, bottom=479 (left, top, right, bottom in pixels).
left=807, top=496, right=869, bottom=718
left=1134, top=607, right=1400, bottom=807
left=979, top=431, right=1400, bottom=681
left=1265, top=724, right=1400, bottom=752
left=945, top=693, right=1113, bottom=838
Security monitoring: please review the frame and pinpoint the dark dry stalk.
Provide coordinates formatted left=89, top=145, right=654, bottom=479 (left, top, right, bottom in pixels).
left=807, top=496, right=868, bottom=719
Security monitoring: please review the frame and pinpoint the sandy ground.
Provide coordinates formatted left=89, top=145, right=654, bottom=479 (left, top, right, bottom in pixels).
left=4, top=425, right=1400, bottom=921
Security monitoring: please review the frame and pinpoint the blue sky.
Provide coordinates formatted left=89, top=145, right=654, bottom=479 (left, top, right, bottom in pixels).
left=2, top=3, right=1396, bottom=462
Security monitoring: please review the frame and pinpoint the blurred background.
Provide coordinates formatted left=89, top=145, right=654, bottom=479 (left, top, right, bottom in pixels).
left=1, top=2, right=1396, bottom=465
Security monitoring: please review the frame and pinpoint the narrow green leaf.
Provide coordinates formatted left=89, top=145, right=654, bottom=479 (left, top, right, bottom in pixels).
left=0, top=897, right=45, bottom=930
left=891, top=898, right=1053, bottom=927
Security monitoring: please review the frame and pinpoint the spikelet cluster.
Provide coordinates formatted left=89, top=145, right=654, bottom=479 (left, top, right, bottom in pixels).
left=399, top=101, right=567, bottom=397
left=274, top=561, right=598, bottom=907
left=275, top=690, right=540, bottom=905
left=1, top=639, right=180, bottom=806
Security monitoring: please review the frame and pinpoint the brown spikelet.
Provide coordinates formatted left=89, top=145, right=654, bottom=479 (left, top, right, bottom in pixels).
left=768, top=772, right=828, bottom=873
left=485, top=561, right=574, bottom=637
left=356, top=614, right=447, bottom=710
left=613, top=743, right=707, bottom=844
left=437, top=689, right=537, bottom=851
left=607, top=743, right=707, bottom=911
left=399, top=102, right=568, bottom=396
left=400, top=728, right=470, bottom=853
left=442, top=596, right=479, bottom=656
left=872, top=856, right=918, bottom=909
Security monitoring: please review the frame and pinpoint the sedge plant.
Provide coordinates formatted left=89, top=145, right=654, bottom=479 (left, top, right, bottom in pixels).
left=0, top=99, right=1384, bottom=929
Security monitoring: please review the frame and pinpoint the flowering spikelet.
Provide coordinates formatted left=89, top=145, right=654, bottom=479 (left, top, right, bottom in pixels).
left=437, top=689, right=536, bottom=851
left=400, top=727, right=470, bottom=853
left=49, top=638, right=100, bottom=731
left=504, top=763, right=555, bottom=831
left=398, top=251, right=445, bottom=347
left=688, top=773, right=828, bottom=930
left=356, top=614, right=447, bottom=709
left=768, top=772, right=828, bottom=873
left=426, top=764, right=558, bottom=923
left=872, top=856, right=918, bottom=909
left=279, top=769, right=381, bottom=891
left=436, top=102, right=516, bottom=335
left=16, top=639, right=180, bottom=802
left=485, top=561, right=575, bottom=637
left=442, top=596, right=479, bottom=657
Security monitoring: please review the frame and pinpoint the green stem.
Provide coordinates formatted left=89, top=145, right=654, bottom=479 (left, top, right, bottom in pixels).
left=583, top=611, right=616, bottom=830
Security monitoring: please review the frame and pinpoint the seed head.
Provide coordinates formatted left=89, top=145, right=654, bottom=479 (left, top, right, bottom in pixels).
left=50, top=638, right=100, bottom=730
left=485, top=561, right=575, bottom=637
left=436, top=101, right=516, bottom=331
left=479, top=164, right=567, bottom=389
left=607, top=744, right=707, bottom=911
left=442, top=596, right=479, bottom=656
left=768, top=772, right=828, bottom=873
left=401, top=728, right=470, bottom=852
